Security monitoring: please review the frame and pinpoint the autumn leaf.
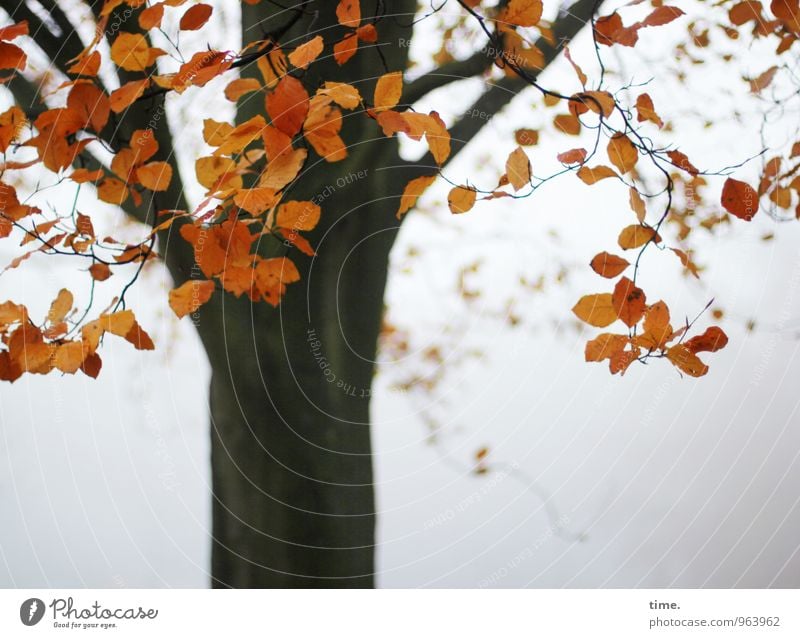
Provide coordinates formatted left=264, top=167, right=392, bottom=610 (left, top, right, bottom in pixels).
left=607, top=134, right=637, bottom=174
left=289, top=36, right=324, bottom=70
left=180, top=4, right=213, bottom=31
left=225, top=78, right=262, bottom=102
left=505, top=147, right=531, bottom=191
left=169, top=280, right=216, bottom=318
left=374, top=72, right=403, bottom=112
left=500, top=0, right=544, bottom=27
left=577, top=165, right=618, bottom=185
left=448, top=186, right=477, bottom=214
left=635, top=93, right=663, bottom=128
left=618, top=225, right=660, bottom=250
left=136, top=162, right=173, bottom=191
left=667, top=150, right=699, bottom=176
left=267, top=77, right=309, bottom=137
left=557, top=148, right=587, bottom=164
left=612, top=276, right=646, bottom=327
left=110, top=79, right=149, bottom=113
left=276, top=201, right=321, bottom=231
left=585, top=333, right=629, bottom=362
left=47, top=289, right=73, bottom=324
left=336, top=0, right=361, bottom=28
left=666, top=344, right=708, bottom=377
left=685, top=326, right=728, bottom=353
left=636, top=301, right=673, bottom=350
left=721, top=177, right=759, bottom=221
left=397, top=175, right=436, bottom=219
left=590, top=252, right=630, bottom=278
left=110, top=33, right=152, bottom=72
left=572, top=293, right=617, bottom=327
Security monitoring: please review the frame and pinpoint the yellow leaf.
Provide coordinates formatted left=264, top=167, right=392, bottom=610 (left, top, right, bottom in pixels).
left=110, top=33, right=152, bottom=72
left=374, top=72, right=403, bottom=112
left=618, top=224, right=660, bottom=249
left=397, top=175, right=436, bottom=219
left=572, top=293, right=617, bottom=327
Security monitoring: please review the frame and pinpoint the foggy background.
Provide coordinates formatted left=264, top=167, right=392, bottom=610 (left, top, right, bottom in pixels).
left=1, top=0, right=799, bottom=587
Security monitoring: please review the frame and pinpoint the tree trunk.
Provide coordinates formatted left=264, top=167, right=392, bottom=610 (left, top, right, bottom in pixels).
left=183, top=0, right=418, bottom=588
left=194, top=151, right=413, bottom=587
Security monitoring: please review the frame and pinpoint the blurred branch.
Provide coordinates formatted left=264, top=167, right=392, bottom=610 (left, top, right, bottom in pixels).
left=411, top=0, right=598, bottom=171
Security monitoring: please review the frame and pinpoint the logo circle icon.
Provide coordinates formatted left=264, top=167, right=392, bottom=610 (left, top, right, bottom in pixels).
left=20, top=598, right=45, bottom=626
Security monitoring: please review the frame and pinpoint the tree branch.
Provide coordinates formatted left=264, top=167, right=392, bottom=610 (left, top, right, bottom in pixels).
left=412, top=0, right=598, bottom=171
left=402, top=47, right=496, bottom=106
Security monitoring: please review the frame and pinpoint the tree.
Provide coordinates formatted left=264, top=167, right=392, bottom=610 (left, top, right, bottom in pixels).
left=0, top=0, right=796, bottom=587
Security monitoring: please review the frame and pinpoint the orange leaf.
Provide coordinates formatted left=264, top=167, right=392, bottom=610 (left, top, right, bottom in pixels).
left=590, top=251, right=630, bottom=278
left=47, top=289, right=73, bottom=324
left=572, top=293, right=617, bottom=327
left=607, top=133, right=637, bottom=174
left=139, top=3, right=165, bottom=30
left=397, top=175, right=436, bottom=219
left=318, top=82, right=361, bottom=109
left=89, top=263, right=112, bottom=281
left=109, top=79, right=149, bottom=113
left=97, top=177, right=129, bottom=205
left=336, top=0, right=361, bottom=27
left=557, top=148, right=587, bottom=164
left=635, top=93, right=663, bottom=128
left=267, top=76, right=309, bottom=137
left=179, top=3, right=213, bottom=31
left=577, top=165, right=617, bottom=185
left=612, top=276, right=646, bottom=327
left=224, top=78, right=261, bottom=102
left=448, top=186, right=477, bottom=214
left=642, top=6, right=685, bottom=27
left=636, top=301, right=673, bottom=350
left=234, top=187, right=277, bottom=215
left=0, top=41, right=26, bottom=71
left=110, top=33, right=152, bottom=72
left=685, top=326, right=728, bottom=353
left=334, top=33, right=359, bottom=65
left=374, top=72, right=403, bottom=112
left=67, top=51, right=101, bottom=76
left=288, top=36, right=324, bottom=70
left=667, top=150, right=699, bottom=176
left=276, top=201, right=321, bottom=231
left=585, top=333, right=629, bottom=361
left=505, top=146, right=531, bottom=191
left=169, top=280, right=215, bottom=318
left=666, top=344, right=708, bottom=377
left=499, top=0, right=544, bottom=27
left=721, top=177, right=759, bottom=221
left=136, top=162, right=172, bottom=191
left=618, top=224, right=659, bottom=249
